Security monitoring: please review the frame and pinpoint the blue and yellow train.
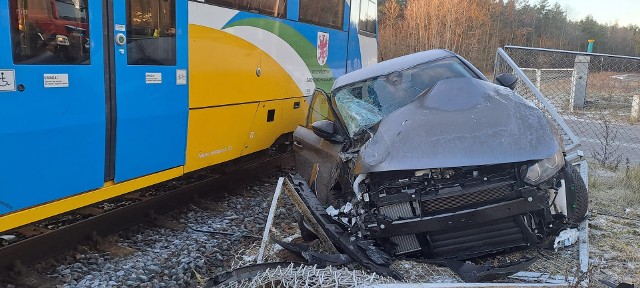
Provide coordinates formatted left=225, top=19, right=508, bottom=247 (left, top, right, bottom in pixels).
left=0, top=0, right=378, bottom=232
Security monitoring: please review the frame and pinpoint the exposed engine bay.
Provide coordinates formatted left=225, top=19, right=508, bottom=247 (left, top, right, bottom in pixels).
left=323, top=161, right=581, bottom=260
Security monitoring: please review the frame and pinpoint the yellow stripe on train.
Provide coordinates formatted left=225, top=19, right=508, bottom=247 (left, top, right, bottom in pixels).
left=0, top=167, right=183, bottom=233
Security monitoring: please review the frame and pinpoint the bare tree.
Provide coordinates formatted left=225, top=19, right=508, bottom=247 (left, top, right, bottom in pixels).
left=378, top=0, right=640, bottom=72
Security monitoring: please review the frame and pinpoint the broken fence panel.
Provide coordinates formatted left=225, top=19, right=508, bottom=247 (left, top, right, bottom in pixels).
left=282, top=177, right=337, bottom=253
left=494, top=48, right=581, bottom=152
left=500, top=46, right=640, bottom=165
left=361, top=283, right=567, bottom=287
left=257, top=177, right=285, bottom=264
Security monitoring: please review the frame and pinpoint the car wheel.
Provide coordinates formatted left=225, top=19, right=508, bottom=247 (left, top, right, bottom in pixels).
left=565, top=165, right=588, bottom=223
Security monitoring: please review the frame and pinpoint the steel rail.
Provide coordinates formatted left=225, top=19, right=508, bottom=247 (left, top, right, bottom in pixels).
left=0, top=152, right=293, bottom=275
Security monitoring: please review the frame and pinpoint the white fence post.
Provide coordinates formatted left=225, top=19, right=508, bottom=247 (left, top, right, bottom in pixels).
left=570, top=56, right=590, bottom=111
left=632, top=95, right=640, bottom=124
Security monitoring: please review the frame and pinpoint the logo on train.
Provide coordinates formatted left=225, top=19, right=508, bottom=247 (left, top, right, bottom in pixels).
left=317, top=32, right=329, bottom=66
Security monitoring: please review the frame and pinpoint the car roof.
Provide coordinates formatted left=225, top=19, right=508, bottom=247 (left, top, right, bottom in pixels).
left=332, top=49, right=458, bottom=90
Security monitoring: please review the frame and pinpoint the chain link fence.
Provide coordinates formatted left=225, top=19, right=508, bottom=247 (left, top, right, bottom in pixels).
left=495, top=46, right=640, bottom=166
left=213, top=176, right=586, bottom=287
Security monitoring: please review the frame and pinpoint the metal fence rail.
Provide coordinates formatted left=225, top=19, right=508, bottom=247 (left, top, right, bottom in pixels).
left=494, top=48, right=582, bottom=153
left=495, top=46, right=640, bottom=166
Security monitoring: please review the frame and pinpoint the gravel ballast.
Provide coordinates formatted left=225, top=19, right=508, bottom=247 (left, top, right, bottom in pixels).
left=44, top=171, right=292, bottom=288
left=8, top=166, right=629, bottom=287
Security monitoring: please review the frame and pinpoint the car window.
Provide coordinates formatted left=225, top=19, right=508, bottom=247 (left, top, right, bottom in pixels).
left=334, top=57, right=477, bottom=136
left=307, top=90, right=335, bottom=126
left=334, top=83, right=384, bottom=136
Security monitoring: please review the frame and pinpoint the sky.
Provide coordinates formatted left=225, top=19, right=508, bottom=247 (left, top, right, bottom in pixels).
left=549, top=0, right=640, bottom=27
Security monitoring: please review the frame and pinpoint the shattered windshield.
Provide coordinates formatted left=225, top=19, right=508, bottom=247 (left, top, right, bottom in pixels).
left=334, top=57, right=478, bottom=136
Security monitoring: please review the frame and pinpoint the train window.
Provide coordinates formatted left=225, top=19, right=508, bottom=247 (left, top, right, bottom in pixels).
left=126, top=0, right=176, bottom=66
left=204, top=0, right=287, bottom=18
left=299, top=0, right=344, bottom=30
left=10, top=0, right=90, bottom=65
left=358, top=0, right=377, bottom=35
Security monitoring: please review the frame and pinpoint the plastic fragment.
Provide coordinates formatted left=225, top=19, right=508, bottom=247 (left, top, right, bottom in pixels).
left=326, top=206, right=339, bottom=217
left=553, top=228, right=579, bottom=251
left=0, top=235, right=17, bottom=242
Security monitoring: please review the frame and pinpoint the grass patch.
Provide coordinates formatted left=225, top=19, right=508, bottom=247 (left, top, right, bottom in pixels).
left=588, top=161, right=640, bottom=211
left=622, top=165, right=640, bottom=195
left=585, top=159, right=640, bottom=285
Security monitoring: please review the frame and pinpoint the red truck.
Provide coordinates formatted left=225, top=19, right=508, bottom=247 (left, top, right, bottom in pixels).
left=11, top=0, right=89, bottom=63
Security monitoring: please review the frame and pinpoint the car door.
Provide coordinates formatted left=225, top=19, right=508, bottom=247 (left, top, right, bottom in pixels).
left=293, top=89, right=343, bottom=204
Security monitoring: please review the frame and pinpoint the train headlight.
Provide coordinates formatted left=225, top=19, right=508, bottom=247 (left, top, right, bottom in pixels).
left=523, top=150, right=564, bottom=185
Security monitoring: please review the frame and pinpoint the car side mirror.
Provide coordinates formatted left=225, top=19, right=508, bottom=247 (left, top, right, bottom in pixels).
left=311, top=120, right=344, bottom=143
left=495, top=73, right=518, bottom=90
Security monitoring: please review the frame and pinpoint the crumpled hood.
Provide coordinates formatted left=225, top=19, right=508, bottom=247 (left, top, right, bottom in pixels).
left=354, top=77, right=560, bottom=173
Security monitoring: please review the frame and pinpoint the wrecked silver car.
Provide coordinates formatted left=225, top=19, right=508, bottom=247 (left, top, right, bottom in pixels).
left=293, top=49, right=588, bottom=262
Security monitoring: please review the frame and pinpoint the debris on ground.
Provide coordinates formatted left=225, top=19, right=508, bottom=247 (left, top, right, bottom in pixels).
left=208, top=175, right=589, bottom=287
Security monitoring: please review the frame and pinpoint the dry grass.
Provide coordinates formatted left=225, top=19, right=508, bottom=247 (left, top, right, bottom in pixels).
left=589, top=162, right=640, bottom=210
left=587, top=160, right=640, bottom=285
left=622, top=166, right=640, bottom=196
left=575, top=72, right=639, bottom=123
left=588, top=72, right=640, bottom=99
left=519, top=71, right=640, bottom=123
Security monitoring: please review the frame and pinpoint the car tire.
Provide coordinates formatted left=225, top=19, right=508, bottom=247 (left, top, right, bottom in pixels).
left=565, top=165, right=588, bottom=223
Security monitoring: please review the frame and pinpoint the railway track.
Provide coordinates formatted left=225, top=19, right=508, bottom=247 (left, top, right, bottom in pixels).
left=0, top=152, right=294, bottom=277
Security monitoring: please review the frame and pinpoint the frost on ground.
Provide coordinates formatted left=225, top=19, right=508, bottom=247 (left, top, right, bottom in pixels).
left=11, top=162, right=637, bottom=288
left=217, top=178, right=585, bottom=287
left=588, top=161, right=640, bottom=285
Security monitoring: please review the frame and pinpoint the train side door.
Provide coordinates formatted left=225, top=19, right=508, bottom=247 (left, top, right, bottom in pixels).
left=0, top=0, right=106, bottom=214
left=110, top=0, right=188, bottom=182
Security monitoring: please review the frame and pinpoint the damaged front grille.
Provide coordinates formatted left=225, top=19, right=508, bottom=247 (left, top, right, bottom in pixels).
left=375, top=182, right=521, bottom=256
left=421, top=182, right=514, bottom=215
left=378, top=203, right=422, bottom=255
left=378, top=202, right=417, bottom=220
left=371, top=165, right=519, bottom=221
left=390, top=234, right=421, bottom=254
left=429, top=217, right=527, bottom=258
left=365, top=165, right=536, bottom=257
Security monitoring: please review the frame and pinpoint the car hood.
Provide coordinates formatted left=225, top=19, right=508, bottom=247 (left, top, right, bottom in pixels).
left=354, top=77, right=560, bottom=174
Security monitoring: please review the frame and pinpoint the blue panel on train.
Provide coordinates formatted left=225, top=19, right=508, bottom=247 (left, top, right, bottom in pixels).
left=112, top=0, right=189, bottom=182
left=346, top=19, right=363, bottom=73
left=0, top=0, right=106, bottom=214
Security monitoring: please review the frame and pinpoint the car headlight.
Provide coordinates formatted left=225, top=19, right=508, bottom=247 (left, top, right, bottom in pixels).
left=523, top=150, right=564, bottom=185
left=55, top=35, right=70, bottom=45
